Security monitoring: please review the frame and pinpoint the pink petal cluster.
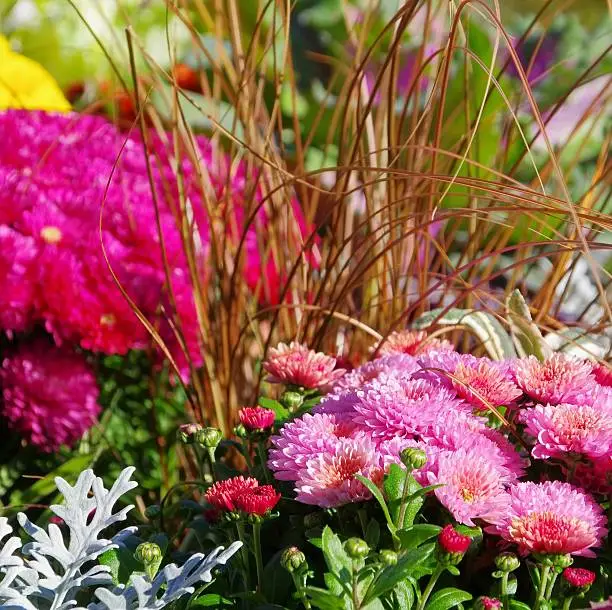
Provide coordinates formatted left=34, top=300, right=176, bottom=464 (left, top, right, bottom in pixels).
left=263, top=342, right=345, bottom=389
left=489, top=480, right=607, bottom=557
left=0, top=340, right=100, bottom=451
left=377, top=330, right=453, bottom=357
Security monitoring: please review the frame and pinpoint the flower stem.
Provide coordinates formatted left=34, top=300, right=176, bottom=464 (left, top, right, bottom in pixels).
left=252, top=521, right=264, bottom=593
left=562, top=597, right=574, bottom=610
left=235, top=522, right=251, bottom=591
left=416, top=565, right=444, bottom=610
left=257, top=442, right=271, bottom=483
left=500, top=571, right=510, bottom=610
left=395, top=469, right=414, bottom=530
left=290, top=572, right=312, bottom=609
left=545, top=572, right=558, bottom=600
left=534, top=565, right=550, bottom=610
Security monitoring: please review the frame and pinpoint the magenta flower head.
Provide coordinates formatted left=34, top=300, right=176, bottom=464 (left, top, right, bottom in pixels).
left=562, top=567, right=596, bottom=591
left=513, top=354, right=596, bottom=406
left=0, top=340, right=100, bottom=451
left=593, top=363, right=612, bottom=387
left=489, top=481, right=607, bottom=558
left=436, top=524, right=471, bottom=565
left=263, top=342, right=345, bottom=389
left=205, top=476, right=259, bottom=513
left=474, top=598, right=502, bottom=610
left=234, top=485, right=281, bottom=516
left=377, top=330, right=453, bottom=357
left=238, top=406, right=275, bottom=432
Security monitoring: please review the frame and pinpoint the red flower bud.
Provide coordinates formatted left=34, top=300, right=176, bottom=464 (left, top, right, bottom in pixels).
left=438, top=525, right=471, bottom=554
left=562, top=567, right=596, bottom=588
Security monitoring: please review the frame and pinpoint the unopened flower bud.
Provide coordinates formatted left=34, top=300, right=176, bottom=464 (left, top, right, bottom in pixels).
left=562, top=567, right=596, bottom=593
left=344, top=538, right=369, bottom=560
left=281, top=546, right=307, bottom=573
left=494, top=552, right=520, bottom=573
left=379, top=550, right=398, bottom=566
left=196, top=427, right=223, bottom=448
left=400, top=447, right=427, bottom=470
left=233, top=423, right=248, bottom=439
left=280, top=390, right=304, bottom=412
left=177, top=423, right=202, bottom=444
left=144, top=504, right=161, bottom=520
left=474, top=597, right=501, bottom=610
left=135, top=542, right=162, bottom=565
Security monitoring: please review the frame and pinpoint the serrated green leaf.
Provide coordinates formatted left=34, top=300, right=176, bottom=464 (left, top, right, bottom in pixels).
left=425, top=587, right=472, bottom=610
left=506, top=290, right=552, bottom=361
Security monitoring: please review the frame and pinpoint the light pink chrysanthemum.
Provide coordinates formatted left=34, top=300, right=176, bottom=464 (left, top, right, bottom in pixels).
left=268, top=413, right=355, bottom=481
left=377, top=330, right=453, bottom=357
left=353, top=374, right=468, bottom=441
left=0, top=340, right=100, bottom=451
left=331, top=353, right=420, bottom=392
left=521, top=402, right=612, bottom=460
left=295, top=435, right=382, bottom=508
left=489, top=480, right=607, bottom=557
left=429, top=449, right=511, bottom=526
left=451, top=360, right=523, bottom=412
left=263, top=342, right=345, bottom=389
left=513, top=354, right=596, bottom=406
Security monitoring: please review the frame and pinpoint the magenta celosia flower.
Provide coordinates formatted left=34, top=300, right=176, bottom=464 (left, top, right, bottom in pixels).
left=429, top=448, right=511, bottom=526
left=521, top=402, right=612, bottom=460
left=513, top=354, right=596, bottom=406
left=377, top=330, right=453, bottom=357
left=353, top=374, right=469, bottom=441
left=295, top=435, right=382, bottom=508
left=451, top=360, right=523, bottom=412
left=268, top=412, right=353, bottom=481
left=239, top=406, right=275, bottom=431
left=0, top=340, right=100, bottom=451
left=263, top=342, right=345, bottom=389
left=489, top=481, right=607, bottom=557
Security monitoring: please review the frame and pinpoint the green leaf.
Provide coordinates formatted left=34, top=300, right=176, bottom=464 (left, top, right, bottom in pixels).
left=365, top=519, right=381, bottom=549
left=190, top=593, right=234, bottom=607
left=362, top=543, right=435, bottom=604
left=413, top=309, right=515, bottom=360
left=424, top=587, right=472, bottom=610
left=321, top=526, right=352, bottom=579
left=257, top=396, right=289, bottom=421
left=396, top=524, right=441, bottom=551
left=392, top=580, right=414, bottom=610
left=305, top=586, right=347, bottom=610
left=355, top=475, right=395, bottom=534
left=384, top=464, right=423, bottom=527
left=508, top=602, right=532, bottom=610
left=505, top=290, right=552, bottom=361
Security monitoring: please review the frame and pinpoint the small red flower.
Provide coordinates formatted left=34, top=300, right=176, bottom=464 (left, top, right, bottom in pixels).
left=205, top=476, right=259, bottom=512
left=562, top=567, right=596, bottom=588
left=438, top=525, right=471, bottom=554
left=173, top=63, right=201, bottom=92
left=235, top=485, right=281, bottom=516
left=476, top=598, right=501, bottom=610
left=239, top=407, right=275, bottom=431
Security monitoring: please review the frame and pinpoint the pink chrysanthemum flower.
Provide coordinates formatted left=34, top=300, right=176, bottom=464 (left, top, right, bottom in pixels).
left=513, top=354, right=596, bottom=406
left=234, top=485, right=281, bottom=516
left=205, top=476, right=259, bottom=512
left=521, top=402, right=612, bottom=460
left=489, top=481, right=607, bottom=557
left=239, top=406, right=275, bottom=431
left=428, top=449, right=510, bottom=526
left=295, top=435, right=382, bottom=508
left=0, top=340, right=100, bottom=451
left=567, top=456, right=612, bottom=496
left=353, top=374, right=468, bottom=441
left=331, top=353, right=420, bottom=392
left=451, top=360, right=523, bottom=412
left=377, top=330, right=453, bottom=357
left=263, top=342, right=345, bottom=389
left=268, top=413, right=354, bottom=481
left=475, top=598, right=502, bottom=610
left=593, top=363, right=612, bottom=387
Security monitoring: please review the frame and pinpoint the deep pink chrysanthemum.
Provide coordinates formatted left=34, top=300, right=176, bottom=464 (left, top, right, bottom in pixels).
left=451, top=360, right=522, bottom=412
left=428, top=448, right=510, bottom=526
left=567, top=455, right=612, bottom=496
left=295, top=435, right=382, bottom=508
left=521, top=402, right=612, bottom=460
left=489, top=481, right=607, bottom=557
left=234, top=485, right=281, bottom=515
left=263, top=342, right=345, bottom=389
left=513, top=354, right=596, bottom=406
left=239, top=406, right=275, bottom=431
left=438, top=524, right=471, bottom=554
left=205, top=476, right=259, bottom=512
left=593, top=363, right=612, bottom=387
left=377, top=330, right=453, bottom=357
left=268, top=413, right=353, bottom=481
left=562, top=567, right=596, bottom=588
left=0, top=340, right=100, bottom=451
left=476, top=598, right=501, bottom=610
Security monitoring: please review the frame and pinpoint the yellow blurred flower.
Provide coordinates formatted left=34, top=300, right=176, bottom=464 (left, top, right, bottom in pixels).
left=0, top=36, right=70, bottom=112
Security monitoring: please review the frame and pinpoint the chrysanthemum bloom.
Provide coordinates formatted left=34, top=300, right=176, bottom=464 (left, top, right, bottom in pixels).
left=234, top=485, right=281, bottom=516
left=0, top=340, right=100, bottom=451
left=331, top=354, right=419, bottom=392
left=438, top=524, right=471, bottom=554
left=205, top=476, right=259, bottom=512
left=263, top=342, right=345, bottom=389
left=377, top=330, right=453, bottom=357
left=474, top=598, right=502, bottom=610
left=268, top=413, right=351, bottom=481
left=239, top=407, right=275, bottom=431
left=562, top=567, right=596, bottom=588
left=295, top=436, right=382, bottom=508
left=567, top=456, right=612, bottom=496
left=593, top=363, right=612, bottom=387
left=521, top=402, right=612, bottom=460
left=428, top=449, right=510, bottom=526
left=353, top=374, right=468, bottom=441
left=489, top=481, right=607, bottom=557
left=451, top=360, right=522, bottom=412
left=513, top=354, right=597, bottom=406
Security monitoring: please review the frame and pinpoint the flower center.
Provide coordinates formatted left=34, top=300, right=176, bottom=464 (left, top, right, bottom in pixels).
left=460, top=487, right=475, bottom=503
left=40, top=226, right=62, bottom=244
left=100, top=314, right=116, bottom=326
